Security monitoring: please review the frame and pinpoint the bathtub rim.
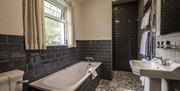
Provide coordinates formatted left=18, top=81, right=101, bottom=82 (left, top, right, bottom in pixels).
left=29, top=61, right=102, bottom=91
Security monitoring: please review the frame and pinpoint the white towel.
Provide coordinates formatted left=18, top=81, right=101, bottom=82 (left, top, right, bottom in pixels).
left=87, top=68, right=97, bottom=80
left=141, top=10, right=151, bottom=29
left=140, top=31, right=149, bottom=55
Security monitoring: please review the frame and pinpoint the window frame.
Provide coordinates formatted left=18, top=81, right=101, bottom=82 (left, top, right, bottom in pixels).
left=44, top=0, right=67, bottom=46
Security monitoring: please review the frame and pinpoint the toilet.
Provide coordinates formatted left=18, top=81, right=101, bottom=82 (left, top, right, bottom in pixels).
left=0, top=70, right=24, bottom=91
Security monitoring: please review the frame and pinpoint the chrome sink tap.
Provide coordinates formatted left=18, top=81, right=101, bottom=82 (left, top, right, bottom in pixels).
left=162, top=58, right=171, bottom=66
left=153, top=57, right=171, bottom=66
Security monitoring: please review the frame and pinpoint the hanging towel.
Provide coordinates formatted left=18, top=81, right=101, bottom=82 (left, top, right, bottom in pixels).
left=149, top=30, right=156, bottom=59
left=87, top=68, right=97, bottom=80
left=141, top=10, right=151, bottom=29
left=140, top=31, right=149, bottom=55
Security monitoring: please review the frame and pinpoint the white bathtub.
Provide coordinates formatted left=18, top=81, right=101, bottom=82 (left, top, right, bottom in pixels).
left=30, top=61, right=102, bottom=91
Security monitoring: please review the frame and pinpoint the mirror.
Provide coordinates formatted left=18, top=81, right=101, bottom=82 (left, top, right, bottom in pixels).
left=160, top=0, right=180, bottom=35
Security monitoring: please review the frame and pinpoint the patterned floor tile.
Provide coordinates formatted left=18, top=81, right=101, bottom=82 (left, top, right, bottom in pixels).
left=95, top=71, right=143, bottom=91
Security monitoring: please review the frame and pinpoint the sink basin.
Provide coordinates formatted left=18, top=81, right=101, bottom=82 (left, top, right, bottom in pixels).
left=130, top=59, right=180, bottom=91
left=130, top=59, right=180, bottom=80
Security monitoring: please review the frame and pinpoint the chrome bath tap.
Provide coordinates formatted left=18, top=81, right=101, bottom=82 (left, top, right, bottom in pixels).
left=85, top=57, right=95, bottom=62
left=85, top=57, right=95, bottom=66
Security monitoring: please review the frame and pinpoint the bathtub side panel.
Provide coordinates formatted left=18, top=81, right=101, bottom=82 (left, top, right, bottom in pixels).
left=76, top=65, right=102, bottom=91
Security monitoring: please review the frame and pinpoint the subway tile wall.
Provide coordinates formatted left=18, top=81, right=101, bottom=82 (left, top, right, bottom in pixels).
left=112, top=2, right=138, bottom=71
left=77, top=40, right=112, bottom=80
left=156, top=33, right=180, bottom=63
left=0, top=34, right=81, bottom=90
left=161, top=0, right=180, bottom=35
left=0, top=35, right=113, bottom=90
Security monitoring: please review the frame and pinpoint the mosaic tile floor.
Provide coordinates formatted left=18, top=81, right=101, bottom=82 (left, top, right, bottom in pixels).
left=95, top=71, right=143, bottom=91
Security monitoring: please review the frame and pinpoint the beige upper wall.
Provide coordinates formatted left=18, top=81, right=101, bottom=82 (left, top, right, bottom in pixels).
left=71, top=0, right=83, bottom=40
left=79, top=0, right=112, bottom=40
left=0, top=0, right=82, bottom=38
left=0, top=0, right=112, bottom=40
left=0, top=0, right=24, bottom=35
left=156, top=0, right=161, bottom=36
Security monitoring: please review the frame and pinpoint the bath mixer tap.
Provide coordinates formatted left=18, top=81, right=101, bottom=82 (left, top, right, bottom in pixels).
left=89, top=57, right=95, bottom=62
left=85, top=57, right=95, bottom=67
left=85, top=57, right=94, bottom=62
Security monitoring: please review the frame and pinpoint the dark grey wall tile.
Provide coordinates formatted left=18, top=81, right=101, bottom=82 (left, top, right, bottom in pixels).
left=0, top=34, right=113, bottom=91
left=0, top=35, right=81, bottom=91
left=0, top=35, right=7, bottom=43
left=161, top=0, right=180, bottom=35
left=77, top=40, right=112, bottom=80
left=0, top=44, right=20, bottom=52
left=10, top=51, right=26, bottom=58
left=112, top=2, right=138, bottom=71
left=0, top=52, right=9, bottom=60
left=8, top=35, right=22, bottom=43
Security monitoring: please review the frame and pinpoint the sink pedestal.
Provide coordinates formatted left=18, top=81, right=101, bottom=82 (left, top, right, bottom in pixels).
left=144, top=77, right=161, bottom=91
left=144, top=77, right=168, bottom=91
left=161, top=79, right=168, bottom=91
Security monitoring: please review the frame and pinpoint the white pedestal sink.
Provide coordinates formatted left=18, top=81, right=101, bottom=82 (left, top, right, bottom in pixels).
left=130, top=59, right=180, bottom=91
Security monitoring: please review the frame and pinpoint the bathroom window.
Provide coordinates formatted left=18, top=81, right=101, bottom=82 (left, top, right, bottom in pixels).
left=44, top=0, right=66, bottom=46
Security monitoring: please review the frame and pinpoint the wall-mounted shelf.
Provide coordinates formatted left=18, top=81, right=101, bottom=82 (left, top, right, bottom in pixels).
left=156, top=41, right=180, bottom=49
left=156, top=46, right=180, bottom=49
